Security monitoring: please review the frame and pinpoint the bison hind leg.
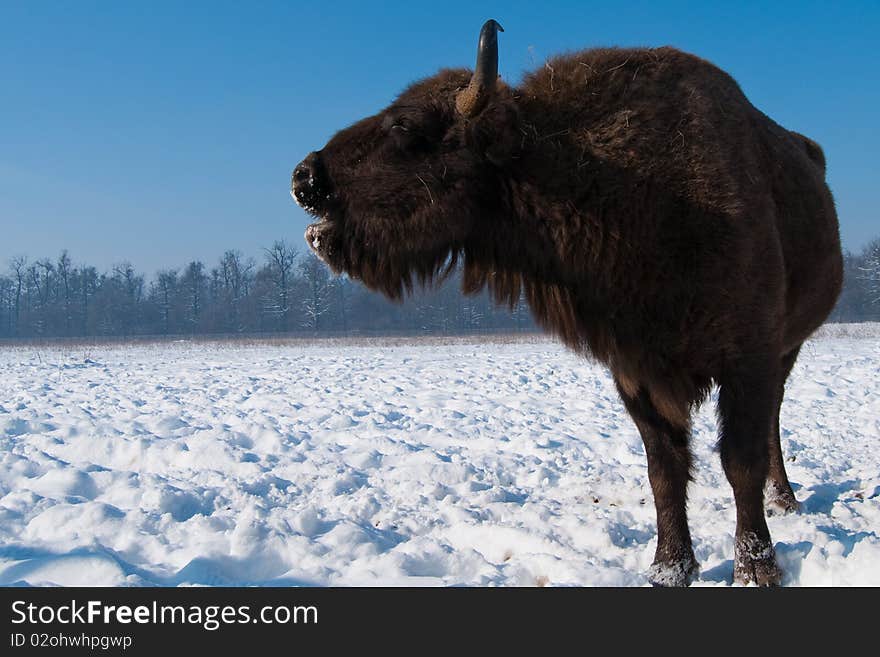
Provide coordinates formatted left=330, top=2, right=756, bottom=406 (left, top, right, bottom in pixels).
left=765, top=480, right=800, bottom=517
left=718, top=357, right=784, bottom=586
left=765, top=345, right=803, bottom=517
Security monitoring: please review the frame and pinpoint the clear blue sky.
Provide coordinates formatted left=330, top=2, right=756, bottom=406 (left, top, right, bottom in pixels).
left=1, top=1, right=877, bottom=274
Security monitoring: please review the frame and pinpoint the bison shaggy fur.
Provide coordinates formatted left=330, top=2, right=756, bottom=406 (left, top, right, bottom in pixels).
left=292, top=25, right=843, bottom=586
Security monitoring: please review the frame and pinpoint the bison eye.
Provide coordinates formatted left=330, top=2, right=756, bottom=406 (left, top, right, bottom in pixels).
left=389, top=122, right=427, bottom=152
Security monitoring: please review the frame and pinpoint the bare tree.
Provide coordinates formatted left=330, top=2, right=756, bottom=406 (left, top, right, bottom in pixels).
left=263, top=240, right=298, bottom=331
left=299, top=252, right=332, bottom=334
left=512, top=288, right=530, bottom=331
left=36, top=258, right=54, bottom=306
left=9, top=256, right=26, bottom=336
left=217, top=250, right=254, bottom=332
left=56, top=250, right=73, bottom=335
left=860, top=238, right=880, bottom=306
left=180, top=261, right=207, bottom=333
left=77, top=265, right=98, bottom=335
left=0, top=276, right=13, bottom=335
left=23, top=259, right=53, bottom=334
left=155, top=269, right=178, bottom=335
left=461, top=297, right=484, bottom=331
left=335, top=275, right=352, bottom=334
left=111, top=262, right=143, bottom=336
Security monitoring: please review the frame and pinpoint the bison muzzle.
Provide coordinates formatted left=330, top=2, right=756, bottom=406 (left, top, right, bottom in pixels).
left=291, top=20, right=844, bottom=586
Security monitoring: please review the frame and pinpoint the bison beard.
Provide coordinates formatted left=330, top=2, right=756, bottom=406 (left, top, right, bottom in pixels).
left=291, top=20, right=843, bottom=586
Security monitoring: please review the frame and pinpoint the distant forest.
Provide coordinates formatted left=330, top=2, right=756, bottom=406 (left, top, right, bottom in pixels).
left=0, top=241, right=535, bottom=339
left=1, top=237, right=877, bottom=340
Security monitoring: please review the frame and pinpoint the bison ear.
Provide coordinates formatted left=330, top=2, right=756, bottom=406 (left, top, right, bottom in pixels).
left=465, top=93, right=522, bottom=167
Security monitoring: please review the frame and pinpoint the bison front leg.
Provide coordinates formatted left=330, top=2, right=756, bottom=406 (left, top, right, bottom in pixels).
left=615, top=379, right=698, bottom=587
left=718, top=362, right=783, bottom=586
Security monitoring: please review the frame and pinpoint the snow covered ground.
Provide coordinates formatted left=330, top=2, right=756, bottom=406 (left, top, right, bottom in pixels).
left=0, top=325, right=877, bottom=587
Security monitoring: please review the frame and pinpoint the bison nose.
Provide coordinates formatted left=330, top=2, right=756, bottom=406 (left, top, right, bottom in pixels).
left=293, top=166, right=311, bottom=186
left=291, top=151, right=327, bottom=211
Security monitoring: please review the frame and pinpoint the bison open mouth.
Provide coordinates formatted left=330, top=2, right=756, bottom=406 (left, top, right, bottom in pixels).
left=304, top=218, right=339, bottom=265
left=292, top=181, right=340, bottom=265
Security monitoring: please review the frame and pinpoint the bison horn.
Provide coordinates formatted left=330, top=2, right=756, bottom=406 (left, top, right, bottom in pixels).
left=456, top=19, right=504, bottom=117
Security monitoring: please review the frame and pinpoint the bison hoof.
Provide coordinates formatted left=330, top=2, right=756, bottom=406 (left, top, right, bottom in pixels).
left=734, top=532, right=782, bottom=586
left=765, top=481, right=799, bottom=516
left=647, top=554, right=699, bottom=587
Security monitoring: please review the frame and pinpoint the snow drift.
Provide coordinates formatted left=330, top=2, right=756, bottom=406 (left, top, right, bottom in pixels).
left=0, top=326, right=878, bottom=586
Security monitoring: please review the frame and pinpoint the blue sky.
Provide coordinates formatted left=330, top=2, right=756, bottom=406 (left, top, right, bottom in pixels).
left=1, top=1, right=877, bottom=273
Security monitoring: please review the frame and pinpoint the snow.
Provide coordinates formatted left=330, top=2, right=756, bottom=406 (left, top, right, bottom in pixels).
left=0, top=326, right=878, bottom=587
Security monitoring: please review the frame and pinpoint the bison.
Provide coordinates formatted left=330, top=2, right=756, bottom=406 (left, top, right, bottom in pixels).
left=291, top=20, right=843, bottom=586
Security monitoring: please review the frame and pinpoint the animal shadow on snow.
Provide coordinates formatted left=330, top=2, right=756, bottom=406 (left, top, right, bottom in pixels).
left=701, top=477, right=876, bottom=585
left=800, top=479, right=862, bottom=515
left=700, top=542, right=814, bottom=586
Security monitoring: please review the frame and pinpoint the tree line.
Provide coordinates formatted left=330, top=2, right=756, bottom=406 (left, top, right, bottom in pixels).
left=0, top=241, right=534, bottom=339
left=828, top=238, right=880, bottom=323
left=1, top=237, right=876, bottom=340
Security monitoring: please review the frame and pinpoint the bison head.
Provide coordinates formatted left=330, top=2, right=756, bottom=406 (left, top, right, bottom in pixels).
left=291, top=20, right=521, bottom=299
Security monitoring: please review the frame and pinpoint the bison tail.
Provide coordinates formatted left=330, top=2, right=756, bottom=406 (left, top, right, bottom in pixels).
left=791, top=131, right=826, bottom=171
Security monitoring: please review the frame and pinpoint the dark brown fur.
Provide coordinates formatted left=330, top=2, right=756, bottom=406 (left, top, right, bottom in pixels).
left=293, top=45, right=843, bottom=586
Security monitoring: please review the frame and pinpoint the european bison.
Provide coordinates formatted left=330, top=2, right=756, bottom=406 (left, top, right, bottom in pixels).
left=291, top=20, right=843, bottom=586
